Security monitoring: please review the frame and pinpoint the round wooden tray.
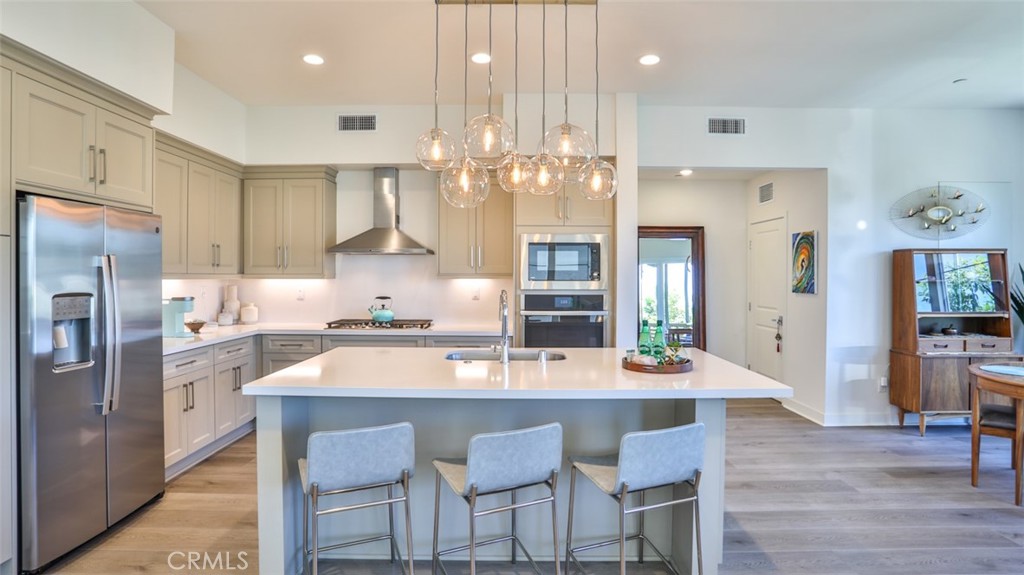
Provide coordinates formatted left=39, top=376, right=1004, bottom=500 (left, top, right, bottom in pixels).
left=621, top=357, right=693, bottom=374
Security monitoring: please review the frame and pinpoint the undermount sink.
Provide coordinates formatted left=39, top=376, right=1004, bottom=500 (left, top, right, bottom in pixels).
left=444, top=349, right=567, bottom=362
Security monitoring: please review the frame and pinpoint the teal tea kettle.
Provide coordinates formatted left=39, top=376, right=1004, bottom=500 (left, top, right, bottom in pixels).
left=369, top=296, right=394, bottom=323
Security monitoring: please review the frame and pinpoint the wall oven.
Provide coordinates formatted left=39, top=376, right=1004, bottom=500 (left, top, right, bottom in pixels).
left=519, top=233, right=609, bottom=291
left=520, top=293, right=608, bottom=348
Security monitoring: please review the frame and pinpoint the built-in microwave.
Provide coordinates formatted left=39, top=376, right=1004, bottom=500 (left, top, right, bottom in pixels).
left=519, top=233, right=609, bottom=291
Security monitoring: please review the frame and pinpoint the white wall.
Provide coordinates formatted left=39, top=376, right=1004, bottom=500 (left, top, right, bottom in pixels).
left=0, top=0, right=175, bottom=112
left=152, top=64, right=248, bottom=163
left=638, top=179, right=748, bottom=366
left=747, top=170, right=829, bottom=421
left=639, top=105, right=1024, bottom=425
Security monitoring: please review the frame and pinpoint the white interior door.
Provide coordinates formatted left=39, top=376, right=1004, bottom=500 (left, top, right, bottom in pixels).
left=747, top=217, right=787, bottom=381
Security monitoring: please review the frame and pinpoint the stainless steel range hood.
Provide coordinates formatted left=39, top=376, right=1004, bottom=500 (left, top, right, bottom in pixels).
left=328, top=167, right=435, bottom=255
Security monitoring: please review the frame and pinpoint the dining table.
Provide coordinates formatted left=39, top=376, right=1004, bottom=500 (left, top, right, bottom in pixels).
left=968, top=361, right=1024, bottom=506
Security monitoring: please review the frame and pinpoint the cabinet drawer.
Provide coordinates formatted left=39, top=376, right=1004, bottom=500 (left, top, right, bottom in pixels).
left=964, top=338, right=1013, bottom=353
left=918, top=338, right=964, bottom=353
left=323, top=336, right=423, bottom=350
left=424, top=336, right=503, bottom=348
left=262, top=334, right=322, bottom=353
left=214, top=337, right=254, bottom=361
left=163, top=347, right=214, bottom=379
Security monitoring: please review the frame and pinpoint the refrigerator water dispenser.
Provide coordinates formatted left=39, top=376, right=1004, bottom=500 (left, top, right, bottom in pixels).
left=52, top=293, right=94, bottom=371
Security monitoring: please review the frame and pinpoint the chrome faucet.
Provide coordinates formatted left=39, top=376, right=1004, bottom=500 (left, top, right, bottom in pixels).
left=498, top=289, right=510, bottom=364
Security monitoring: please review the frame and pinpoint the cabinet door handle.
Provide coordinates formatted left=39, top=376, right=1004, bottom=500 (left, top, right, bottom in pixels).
left=278, top=343, right=306, bottom=348
left=565, top=197, right=572, bottom=221
left=557, top=197, right=564, bottom=220
left=469, top=245, right=475, bottom=269
left=182, top=386, right=189, bottom=413
left=284, top=246, right=289, bottom=269
left=276, top=246, right=282, bottom=268
left=981, top=343, right=996, bottom=348
left=88, top=146, right=97, bottom=182
left=212, top=244, right=217, bottom=267
left=175, top=359, right=197, bottom=369
left=188, top=381, right=195, bottom=410
left=933, top=343, right=949, bottom=349
left=478, top=246, right=483, bottom=269
left=215, top=244, right=221, bottom=267
left=98, top=148, right=107, bottom=184
left=225, top=347, right=243, bottom=355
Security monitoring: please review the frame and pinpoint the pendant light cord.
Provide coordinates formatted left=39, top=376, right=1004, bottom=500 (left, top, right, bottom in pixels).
left=540, top=1, right=547, bottom=147
left=486, top=3, right=493, bottom=116
left=463, top=0, right=469, bottom=150
left=513, top=0, right=519, bottom=147
left=563, top=0, right=569, bottom=125
left=432, top=1, right=439, bottom=129
left=594, top=0, right=600, bottom=150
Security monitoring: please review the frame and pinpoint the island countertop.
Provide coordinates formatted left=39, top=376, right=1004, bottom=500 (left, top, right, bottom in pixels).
left=243, top=346, right=792, bottom=400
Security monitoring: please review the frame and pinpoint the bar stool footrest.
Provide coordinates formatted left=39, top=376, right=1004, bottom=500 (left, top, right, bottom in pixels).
left=567, top=534, right=681, bottom=575
left=435, top=535, right=543, bottom=575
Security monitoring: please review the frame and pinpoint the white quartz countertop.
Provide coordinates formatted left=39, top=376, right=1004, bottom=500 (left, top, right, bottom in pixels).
left=243, top=346, right=793, bottom=400
left=162, top=322, right=504, bottom=355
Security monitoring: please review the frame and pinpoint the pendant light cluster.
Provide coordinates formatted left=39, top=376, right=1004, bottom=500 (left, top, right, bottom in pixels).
left=415, top=0, right=617, bottom=208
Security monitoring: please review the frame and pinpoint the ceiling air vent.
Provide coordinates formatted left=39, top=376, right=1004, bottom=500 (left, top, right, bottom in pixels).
left=758, top=182, right=774, bottom=204
left=337, top=114, right=377, bottom=132
left=708, top=117, right=746, bottom=135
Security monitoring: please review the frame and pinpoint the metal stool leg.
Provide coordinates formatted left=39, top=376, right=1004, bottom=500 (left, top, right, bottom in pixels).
left=432, top=471, right=441, bottom=575
left=550, top=471, right=560, bottom=575
left=638, top=490, right=646, bottom=564
left=468, top=486, right=478, bottom=575
left=311, top=484, right=319, bottom=575
left=564, top=467, right=577, bottom=575
left=388, top=484, right=397, bottom=563
left=402, top=470, right=415, bottom=575
left=694, top=494, right=703, bottom=575
left=618, top=482, right=629, bottom=575
left=511, top=489, right=518, bottom=564
left=303, top=487, right=310, bottom=558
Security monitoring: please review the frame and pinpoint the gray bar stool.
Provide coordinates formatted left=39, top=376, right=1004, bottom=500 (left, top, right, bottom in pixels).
left=565, top=422, right=706, bottom=575
left=298, top=421, right=416, bottom=575
left=432, top=422, right=563, bottom=575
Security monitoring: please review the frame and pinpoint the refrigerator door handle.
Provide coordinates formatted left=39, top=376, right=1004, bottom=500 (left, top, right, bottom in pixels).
left=99, top=255, right=124, bottom=413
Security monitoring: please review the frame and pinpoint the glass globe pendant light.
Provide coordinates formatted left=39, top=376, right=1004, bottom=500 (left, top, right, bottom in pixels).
left=526, top=1, right=565, bottom=196
left=497, top=0, right=528, bottom=193
left=415, top=1, right=455, bottom=171
left=440, top=0, right=489, bottom=208
left=578, top=0, right=617, bottom=200
left=464, top=3, right=514, bottom=169
left=540, top=0, right=596, bottom=172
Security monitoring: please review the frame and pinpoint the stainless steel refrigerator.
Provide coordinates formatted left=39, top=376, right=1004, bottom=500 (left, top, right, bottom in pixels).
left=17, top=194, right=164, bottom=573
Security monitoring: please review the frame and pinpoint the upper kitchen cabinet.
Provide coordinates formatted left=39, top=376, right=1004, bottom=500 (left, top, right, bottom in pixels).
left=242, top=166, right=337, bottom=278
left=13, top=76, right=153, bottom=209
left=515, top=179, right=614, bottom=227
left=154, top=134, right=244, bottom=277
left=438, top=182, right=513, bottom=276
left=1, top=65, right=11, bottom=236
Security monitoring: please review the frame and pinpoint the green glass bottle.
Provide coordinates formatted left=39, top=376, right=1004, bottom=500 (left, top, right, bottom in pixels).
left=652, top=320, right=667, bottom=358
left=638, top=320, right=652, bottom=355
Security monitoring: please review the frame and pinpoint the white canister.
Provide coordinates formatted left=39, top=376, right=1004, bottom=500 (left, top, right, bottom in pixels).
left=240, top=303, right=259, bottom=324
left=223, top=298, right=241, bottom=320
left=218, top=311, right=234, bottom=326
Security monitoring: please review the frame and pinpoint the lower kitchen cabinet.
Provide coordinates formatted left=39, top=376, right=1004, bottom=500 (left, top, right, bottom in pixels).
left=163, top=365, right=216, bottom=468
left=261, top=334, right=322, bottom=375
left=424, top=335, right=505, bottom=348
left=213, top=338, right=256, bottom=439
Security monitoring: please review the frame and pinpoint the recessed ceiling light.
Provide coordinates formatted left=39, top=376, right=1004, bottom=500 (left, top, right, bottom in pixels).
left=303, top=54, right=325, bottom=66
left=471, top=53, right=491, bottom=64
left=638, top=54, right=661, bottom=66
left=679, top=169, right=693, bottom=177
left=952, top=78, right=967, bottom=84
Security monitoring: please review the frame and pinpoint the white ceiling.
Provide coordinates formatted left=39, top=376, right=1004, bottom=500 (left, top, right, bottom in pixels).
left=138, top=0, right=1024, bottom=110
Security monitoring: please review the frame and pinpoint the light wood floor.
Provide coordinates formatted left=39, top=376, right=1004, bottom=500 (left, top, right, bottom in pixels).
left=42, top=399, right=1024, bottom=575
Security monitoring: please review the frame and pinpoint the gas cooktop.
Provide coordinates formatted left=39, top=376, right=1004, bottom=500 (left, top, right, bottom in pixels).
left=324, top=319, right=433, bottom=330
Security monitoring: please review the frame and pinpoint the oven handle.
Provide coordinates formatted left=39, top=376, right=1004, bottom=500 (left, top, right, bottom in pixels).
left=520, top=311, right=609, bottom=317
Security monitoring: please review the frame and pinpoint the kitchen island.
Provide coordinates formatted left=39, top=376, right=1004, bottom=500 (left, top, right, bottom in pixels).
left=243, top=346, right=792, bottom=575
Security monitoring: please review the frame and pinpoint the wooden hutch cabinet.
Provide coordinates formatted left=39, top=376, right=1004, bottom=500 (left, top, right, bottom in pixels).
left=889, top=249, right=1021, bottom=435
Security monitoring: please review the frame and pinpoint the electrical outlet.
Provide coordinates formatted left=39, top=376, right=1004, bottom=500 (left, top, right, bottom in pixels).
left=878, top=376, right=888, bottom=392
left=297, top=289, right=305, bottom=301
left=471, top=288, right=481, bottom=301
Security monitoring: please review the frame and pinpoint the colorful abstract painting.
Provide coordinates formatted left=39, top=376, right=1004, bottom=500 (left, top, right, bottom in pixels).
left=792, top=231, right=816, bottom=294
